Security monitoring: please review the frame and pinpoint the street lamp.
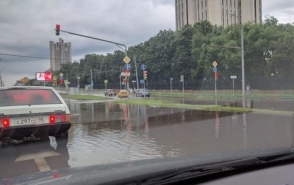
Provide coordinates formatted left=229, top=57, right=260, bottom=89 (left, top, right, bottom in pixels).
left=170, top=77, right=173, bottom=95
left=231, top=12, right=245, bottom=107
left=77, top=76, right=80, bottom=88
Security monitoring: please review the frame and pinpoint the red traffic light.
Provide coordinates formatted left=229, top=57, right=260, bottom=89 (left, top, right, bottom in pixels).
left=56, top=24, right=60, bottom=36
left=143, top=71, right=148, bottom=80
left=215, top=72, right=219, bottom=79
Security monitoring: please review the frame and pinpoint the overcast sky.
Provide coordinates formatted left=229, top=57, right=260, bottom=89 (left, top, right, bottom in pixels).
left=0, top=0, right=293, bottom=86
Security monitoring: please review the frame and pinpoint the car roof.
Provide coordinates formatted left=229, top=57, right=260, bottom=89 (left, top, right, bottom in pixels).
left=0, top=86, right=54, bottom=90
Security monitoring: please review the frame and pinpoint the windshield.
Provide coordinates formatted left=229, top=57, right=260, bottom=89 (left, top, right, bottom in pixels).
left=1, top=0, right=294, bottom=184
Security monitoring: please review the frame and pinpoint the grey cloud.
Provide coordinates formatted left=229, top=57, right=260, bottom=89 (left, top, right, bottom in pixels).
left=0, top=0, right=293, bottom=85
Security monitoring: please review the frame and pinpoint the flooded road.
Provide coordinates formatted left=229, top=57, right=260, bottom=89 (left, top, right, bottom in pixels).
left=66, top=100, right=294, bottom=167
left=1, top=99, right=294, bottom=180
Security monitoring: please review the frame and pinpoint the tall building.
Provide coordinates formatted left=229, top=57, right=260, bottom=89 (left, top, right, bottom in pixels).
left=175, top=0, right=262, bottom=30
left=50, top=38, right=72, bottom=71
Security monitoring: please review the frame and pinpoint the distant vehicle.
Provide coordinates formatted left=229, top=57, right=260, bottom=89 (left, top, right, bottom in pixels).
left=104, top=89, right=116, bottom=96
left=117, top=90, right=128, bottom=98
left=0, top=86, right=71, bottom=143
left=135, top=89, right=150, bottom=97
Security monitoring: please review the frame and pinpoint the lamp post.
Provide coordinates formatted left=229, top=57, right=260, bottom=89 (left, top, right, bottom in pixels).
left=77, top=76, right=80, bottom=88
left=231, top=12, right=245, bottom=107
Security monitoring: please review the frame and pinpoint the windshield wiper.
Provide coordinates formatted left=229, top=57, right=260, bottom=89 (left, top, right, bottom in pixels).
left=138, top=152, right=294, bottom=185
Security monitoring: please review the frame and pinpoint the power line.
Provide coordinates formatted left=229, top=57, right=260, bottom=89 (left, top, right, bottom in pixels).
left=0, top=52, right=81, bottom=62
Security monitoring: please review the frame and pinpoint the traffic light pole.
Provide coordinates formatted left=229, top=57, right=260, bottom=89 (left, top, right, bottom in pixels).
left=57, top=29, right=128, bottom=55
left=55, top=28, right=143, bottom=93
left=215, top=77, right=217, bottom=106
left=143, top=80, right=145, bottom=98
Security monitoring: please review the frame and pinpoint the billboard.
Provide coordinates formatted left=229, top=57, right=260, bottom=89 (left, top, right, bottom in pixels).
left=36, top=72, right=53, bottom=81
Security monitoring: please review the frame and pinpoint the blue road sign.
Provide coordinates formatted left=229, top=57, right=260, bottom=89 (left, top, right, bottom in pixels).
left=141, top=64, right=146, bottom=70
left=125, top=64, right=131, bottom=70
left=140, top=80, right=145, bottom=84
left=91, top=81, right=93, bottom=86
left=213, top=67, right=217, bottom=73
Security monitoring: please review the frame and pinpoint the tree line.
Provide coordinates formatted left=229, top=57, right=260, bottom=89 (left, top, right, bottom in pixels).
left=33, top=16, right=294, bottom=89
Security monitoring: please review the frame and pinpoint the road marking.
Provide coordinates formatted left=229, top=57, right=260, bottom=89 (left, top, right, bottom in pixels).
left=15, top=150, right=60, bottom=172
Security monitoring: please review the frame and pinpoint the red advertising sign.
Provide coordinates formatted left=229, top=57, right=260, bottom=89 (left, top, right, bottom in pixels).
left=36, top=72, right=53, bottom=81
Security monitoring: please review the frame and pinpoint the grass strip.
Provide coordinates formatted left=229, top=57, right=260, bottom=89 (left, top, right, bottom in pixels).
left=61, top=94, right=111, bottom=100
left=115, top=99, right=252, bottom=113
left=151, top=91, right=294, bottom=99
left=115, top=98, right=294, bottom=116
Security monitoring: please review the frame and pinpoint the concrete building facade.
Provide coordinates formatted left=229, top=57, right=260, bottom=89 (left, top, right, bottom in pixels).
left=175, top=0, right=262, bottom=30
left=50, top=38, right=72, bottom=71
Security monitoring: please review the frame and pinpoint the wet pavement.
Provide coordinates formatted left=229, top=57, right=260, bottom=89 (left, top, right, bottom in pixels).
left=1, top=99, right=294, bottom=180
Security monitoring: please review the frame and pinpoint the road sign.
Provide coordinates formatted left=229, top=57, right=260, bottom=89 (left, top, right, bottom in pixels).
left=59, top=73, right=64, bottom=77
left=123, top=56, right=131, bottom=63
left=230, top=75, right=237, bottom=79
left=141, top=64, right=146, bottom=70
left=125, top=70, right=130, bottom=77
left=213, top=67, right=217, bottom=73
left=104, top=80, right=108, bottom=84
left=125, top=64, right=131, bottom=70
left=180, top=75, right=184, bottom=82
left=120, top=72, right=126, bottom=76
left=132, top=80, right=136, bottom=83
left=140, top=80, right=144, bottom=84
left=212, top=61, right=218, bottom=67
left=215, top=72, right=219, bottom=79
left=91, top=81, right=93, bottom=86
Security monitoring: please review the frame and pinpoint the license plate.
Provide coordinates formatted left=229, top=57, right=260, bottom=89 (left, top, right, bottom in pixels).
left=13, top=116, right=48, bottom=126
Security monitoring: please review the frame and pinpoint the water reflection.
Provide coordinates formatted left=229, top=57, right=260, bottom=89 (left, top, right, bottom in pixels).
left=66, top=101, right=294, bottom=168
left=215, top=112, right=220, bottom=139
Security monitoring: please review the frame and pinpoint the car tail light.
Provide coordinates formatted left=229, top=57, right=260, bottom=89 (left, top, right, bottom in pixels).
left=49, top=115, right=55, bottom=124
left=0, top=118, right=10, bottom=128
left=49, top=114, right=70, bottom=124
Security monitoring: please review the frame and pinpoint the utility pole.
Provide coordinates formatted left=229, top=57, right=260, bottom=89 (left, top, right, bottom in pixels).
left=90, top=69, right=93, bottom=92
left=170, top=77, right=173, bottom=95
left=134, top=56, right=139, bottom=89
left=241, top=23, right=245, bottom=107
left=119, top=75, right=121, bottom=90
left=230, top=11, right=245, bottom=108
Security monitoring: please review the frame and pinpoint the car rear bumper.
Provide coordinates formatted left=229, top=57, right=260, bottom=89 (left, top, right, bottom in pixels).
left=0, top=122, right=71, bottom=140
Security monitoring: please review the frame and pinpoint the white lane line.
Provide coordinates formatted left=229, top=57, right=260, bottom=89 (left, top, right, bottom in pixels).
left=34, top=157, right=51, bottom=172
left=15, top=151, right=60, bottom=172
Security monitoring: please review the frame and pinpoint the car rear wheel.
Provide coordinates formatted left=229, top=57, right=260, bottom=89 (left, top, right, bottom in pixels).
left=55, top=132, right=68, bottom=147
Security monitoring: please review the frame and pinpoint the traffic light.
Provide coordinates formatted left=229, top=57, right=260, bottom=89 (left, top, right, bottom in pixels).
left=143, top=71, right=147, bottom=80
left=215, top=72, right=219, bottom=79
left=56, top=24, right=60, bottom=36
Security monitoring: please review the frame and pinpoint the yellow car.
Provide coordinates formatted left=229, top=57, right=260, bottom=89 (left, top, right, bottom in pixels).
left=117, top=90, right=128, bottom=98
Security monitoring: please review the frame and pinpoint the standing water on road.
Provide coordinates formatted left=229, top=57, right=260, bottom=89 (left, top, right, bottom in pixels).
left=66, top=100, right=294, bottom=168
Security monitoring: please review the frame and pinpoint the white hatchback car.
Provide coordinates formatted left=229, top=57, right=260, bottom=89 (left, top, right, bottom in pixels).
left=0, top=86, right=71, bottom=142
